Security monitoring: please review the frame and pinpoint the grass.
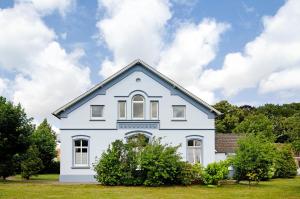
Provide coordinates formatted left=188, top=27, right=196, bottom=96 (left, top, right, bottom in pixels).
left=0, top=175, right=299, bottom=199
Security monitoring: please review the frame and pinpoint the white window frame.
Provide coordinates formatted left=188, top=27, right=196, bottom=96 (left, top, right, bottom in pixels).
left=73, top=137, right=89, bottom=168
left=172, top=105, right=186, bottom=120
left=132, top=95, right=145, bottom=120
left=186, top=139, right=202, bottom=164
left=150, top=101, right=159, bottom=120
left=118, top=101, right=127, bottom=120
left=90, top=105, right=104, bottom=120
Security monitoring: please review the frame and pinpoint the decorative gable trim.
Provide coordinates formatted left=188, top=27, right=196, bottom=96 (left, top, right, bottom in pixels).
left=53, top=59, right=221, bottom=118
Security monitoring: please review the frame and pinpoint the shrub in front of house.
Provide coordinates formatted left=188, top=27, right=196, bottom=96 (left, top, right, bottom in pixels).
left=232, top=135, right=276, bottom=184
left=94, top=137, right=201, bottom=186
left=274, top=144, right=297, bottom=178
left=202, top=160, right=229, bottom=185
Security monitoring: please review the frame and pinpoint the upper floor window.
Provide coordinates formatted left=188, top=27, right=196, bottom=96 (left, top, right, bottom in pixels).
left=150, top=101, right=158, bottom=119
left=90, top=105, right=104, bottom=119
left=118, top=101, right=126, bottom=119
left=74, top=139, right=89, bottom=167
left=172, top=105, right=186, bottom=119
left=132, top=95, right=144, bottom=119
left=187, top=139, right=202, bottom=164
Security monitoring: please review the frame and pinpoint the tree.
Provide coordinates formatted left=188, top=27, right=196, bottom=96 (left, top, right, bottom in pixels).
left=21, top=145, right=44, bottom=180
left=280, top=114, right=300, bottom=152
left=274, top=144, right=297, bottom=178
left=213, top=101, right=246, bottom=133
left=232, top=135, right=276, bottom=184
left=31, top=119, right=57, bottom=172
left=0, top=97, right=34, bottom=179
left=233, top=114, right=275, bottom=140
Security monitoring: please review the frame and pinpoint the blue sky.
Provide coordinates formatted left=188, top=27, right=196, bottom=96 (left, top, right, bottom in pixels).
left=0, top=0, right=299, bottom=124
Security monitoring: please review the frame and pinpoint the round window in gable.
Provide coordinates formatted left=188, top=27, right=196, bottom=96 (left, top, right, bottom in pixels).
left=136, top=78, right=141, bottom=82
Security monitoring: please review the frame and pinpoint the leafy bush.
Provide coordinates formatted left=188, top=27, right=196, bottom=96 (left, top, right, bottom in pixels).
left=274, top=145, right=297, bottom=178
left=232, top=135, right=276, bottom=184
left=140, top=138, right=183, bottom=186
left=94, top=140, right=141, bottom=185
left=202, top=160, right=229, bottom=185
left=21, top=145, right=44, bottom=180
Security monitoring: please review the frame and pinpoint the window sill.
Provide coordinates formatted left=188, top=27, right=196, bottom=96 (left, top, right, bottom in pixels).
left=171, top=119, right=187, bottom=121
left=71, top=166, right=90, bottom=169
left=90, top=119, right=105, bottom=121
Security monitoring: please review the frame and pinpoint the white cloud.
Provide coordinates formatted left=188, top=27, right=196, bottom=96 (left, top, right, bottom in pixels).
left=259, top=67, right=300, bottom=94
left=198, top=0, right=300, bottom=98
left=16, top=0, right=75, bottom=16
left=0, top=3, right=91, bottom=123
left=0, top=78, right=9, bottom=96
left=97, top=0, right=171, bottom=77
left=157, top=19, right=229, bottom=103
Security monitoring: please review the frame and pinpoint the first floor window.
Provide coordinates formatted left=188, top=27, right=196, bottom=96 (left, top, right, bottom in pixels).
left=132, top=95, right=144, bottom=119
left=118, top=101, right=126, bottom=119
left=150, top=101, right=158, bottom=119
left=173, top=105, right=186, bottom=119
left=187, top=139, right=202, bottom=164
left=91, top=105, right=104, bottom=119
left=74, top=139, right=89, bottom=166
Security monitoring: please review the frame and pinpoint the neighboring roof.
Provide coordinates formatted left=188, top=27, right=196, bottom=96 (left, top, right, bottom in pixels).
left=215, top=133, right=241, bottom=153
left=52, top=59, right=221, bottom=118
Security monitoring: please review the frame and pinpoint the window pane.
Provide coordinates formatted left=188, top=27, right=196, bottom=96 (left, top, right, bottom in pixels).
left=187, top=140, right=194, bottom=146
left=151, top=101, right=158, bottom=119
left=133, top=103, right=143, bottom=118
left=82, top=148, right=87, bottom=153
left=195, top=148, right=201, bottom=163
left=75, top=151, right=81, bottom=164
left=75, top=148, right=81, bottom=153
left=194, top=140, right=201, bottom=146
left=82, top=140, right=88, bottom=147
left=82, top=153, right=87, bottom=165
left=119, top=101, right=126, bottom=118
left=173, top=106, right=185, bottom=118
left=133, top=95, right=144, bottom=102
left=187, top=148, right=194, bottom=163
left=75, top=140, right=81, bottom=146
left=91, top=105, right=103, bottom=117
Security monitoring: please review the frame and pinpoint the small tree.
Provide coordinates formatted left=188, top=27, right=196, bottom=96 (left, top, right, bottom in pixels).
left=202, top=160, right=229, bottom=185
left=232, top=135, right=275, bottom=184
left=274, top=144, right=297, bottom=178
left=0, top=97, right=34, bottom=179
left=31, top=119, right=57, bottom=173
left=21, top=145, right=44, bottom=180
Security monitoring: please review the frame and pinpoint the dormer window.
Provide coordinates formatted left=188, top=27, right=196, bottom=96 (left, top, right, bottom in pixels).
left=132, top=95, right=144, bottom=119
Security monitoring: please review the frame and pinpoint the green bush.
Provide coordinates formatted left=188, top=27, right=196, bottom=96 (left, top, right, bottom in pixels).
left=232, top=135, right=276, bottom=184
left=274, top=145, right=297, bottom=178
left=140, top=138, right=183, bottom=186
left=20, top=145, right=44, bottom=180
left=202, top=160, right=229, bottom=185
left=94, top=140, right=141, bottom=185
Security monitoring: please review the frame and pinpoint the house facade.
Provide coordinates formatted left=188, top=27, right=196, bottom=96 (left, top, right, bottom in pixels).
left=53, top=60, right=221, bottom=182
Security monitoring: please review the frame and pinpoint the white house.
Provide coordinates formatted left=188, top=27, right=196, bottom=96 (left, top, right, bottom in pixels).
left=53, top=59, right=221, bottom=182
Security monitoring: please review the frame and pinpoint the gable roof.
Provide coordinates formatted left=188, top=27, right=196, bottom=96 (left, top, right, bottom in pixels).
left=215, top=133, right=241, bottom=153
left=53, top=59, right=221, bottom=118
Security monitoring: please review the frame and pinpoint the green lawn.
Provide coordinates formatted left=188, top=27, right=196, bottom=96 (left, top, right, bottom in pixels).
left=0, top=175, right=299, bottom=199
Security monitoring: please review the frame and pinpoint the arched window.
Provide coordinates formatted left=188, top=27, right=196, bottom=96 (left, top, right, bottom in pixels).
left=132, top=95, right=144, bottom=119
left=187, top=139, right=202, bottom=164
left=127, top=133, right=150, bottom=147
left=73, top=138, right=89, bottom=167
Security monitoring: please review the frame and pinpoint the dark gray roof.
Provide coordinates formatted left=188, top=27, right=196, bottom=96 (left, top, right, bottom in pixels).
left=215, top=133, right=241, bottom=153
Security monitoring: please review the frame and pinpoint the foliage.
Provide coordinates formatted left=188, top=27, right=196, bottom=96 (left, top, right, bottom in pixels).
left=94, top=140, right=141, bottom=185
left=0, top=97, right=34, bottom=179
left=280, top=114, right=300, bottom=152
left=202, top=160, right=229, bottom=185
left=140, top=138, right=183, bottom=186
left=233, top=114, right=275, bottom=140
left=232, top=135, right=276, bottom=184
left=95, top=137, right=192, bottom=186
left=274, top=145, right=297, bottom=178
left=20, top=145, right=44, bottom=180
left=31, top=119, right=57, bottom=173
left=213, top=101, right=247, bottom=133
